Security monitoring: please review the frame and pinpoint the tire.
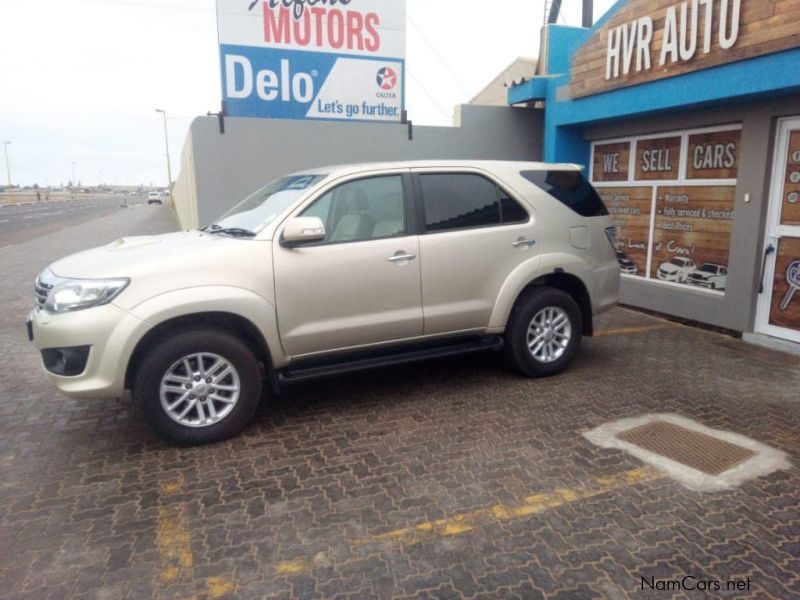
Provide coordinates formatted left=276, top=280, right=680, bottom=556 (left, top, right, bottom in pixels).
left=505, top=287, right=583, bottom=378
left=133, top=328, right=263, bottom=445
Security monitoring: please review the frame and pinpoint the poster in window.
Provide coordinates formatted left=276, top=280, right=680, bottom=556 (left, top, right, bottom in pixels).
left=592, top=142, right=630, bottom=182
left=598, top=187, right=651, bottom=277
left=635, top=137, right=681, bottom=181
left=686, top=130, right=741, bottom=180
left=651, top=186, right=735, bottom=292
left=769, top=237, right=800, bottom=331
left=780, top=131, right=800, bottom=226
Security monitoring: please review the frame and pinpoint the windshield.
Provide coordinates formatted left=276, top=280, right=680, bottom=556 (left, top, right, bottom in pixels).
left=210, top=174, right=326, bottom=234
left=698, top=264, right=718, bottom=273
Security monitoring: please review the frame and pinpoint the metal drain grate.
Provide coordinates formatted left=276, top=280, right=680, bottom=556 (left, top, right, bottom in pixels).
left=616, top=421, right=756, bottom=475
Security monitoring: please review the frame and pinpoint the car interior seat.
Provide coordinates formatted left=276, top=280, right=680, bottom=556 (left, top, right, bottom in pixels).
left=330, top=188, right=373, bottom=242
left=371, top=192, right=404, bottom=238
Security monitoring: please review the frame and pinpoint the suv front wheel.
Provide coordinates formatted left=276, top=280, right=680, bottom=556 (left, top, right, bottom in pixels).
left=505, top=288, right=583, bottom=377
left=133, top=328, right=263, bottom=445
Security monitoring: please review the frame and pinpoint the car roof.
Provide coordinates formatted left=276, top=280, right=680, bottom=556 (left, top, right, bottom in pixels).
left=293, top=160, right=584, bottom=178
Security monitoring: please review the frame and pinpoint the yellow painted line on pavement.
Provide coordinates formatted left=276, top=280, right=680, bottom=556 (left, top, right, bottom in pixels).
left=156, top=479, right=195, bottom=585
left=594, top=323, right=681, bottom=337
left=272, top=467, right=663, bottom=577
left=275, top=559, right=312, bottom=575
left=357, top=466, right=663, bottom=548
left=206, top=576, right=237, bottom=599
left=155, top=468, right=664, bottom=583
left=156, top=480, right=237, bottom=598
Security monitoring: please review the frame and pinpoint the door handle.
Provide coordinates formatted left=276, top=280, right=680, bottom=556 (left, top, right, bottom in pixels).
left=512, top=238, right=536, bottom=248
left=758, top=243, right=775, bottom=293
left=388, top=252, right=417, bottom=263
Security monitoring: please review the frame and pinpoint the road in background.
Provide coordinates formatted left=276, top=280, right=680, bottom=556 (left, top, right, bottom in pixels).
left=0, top=195, right=154, bottom=247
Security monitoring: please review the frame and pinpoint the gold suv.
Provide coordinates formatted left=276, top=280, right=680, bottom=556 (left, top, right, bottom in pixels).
left=28, top=161, right=620, bottom=445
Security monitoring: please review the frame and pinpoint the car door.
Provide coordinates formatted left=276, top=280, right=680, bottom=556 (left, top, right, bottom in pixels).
left=414, top=170, right=540, bottom=335
left=273, top=172, right=423, bottom=358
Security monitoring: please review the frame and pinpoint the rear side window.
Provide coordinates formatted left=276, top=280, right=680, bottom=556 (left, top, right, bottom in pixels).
left=419, top=173, right=529, bottom=233
left=521, top=170, right=609, bottom=217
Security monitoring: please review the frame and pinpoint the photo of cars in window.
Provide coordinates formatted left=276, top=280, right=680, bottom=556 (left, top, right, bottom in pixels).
left=687, top=263, right=728, bottom=291
left=656, top=257, right=697, bottom=283
left=615, top=251, right=638, bottom=275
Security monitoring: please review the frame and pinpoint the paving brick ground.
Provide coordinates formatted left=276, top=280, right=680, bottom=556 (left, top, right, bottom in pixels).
left=1, top=206, right=799, bottom=599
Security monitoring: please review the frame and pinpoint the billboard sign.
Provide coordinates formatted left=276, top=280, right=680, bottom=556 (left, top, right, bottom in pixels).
left=216, top=0, right=406, bottom=122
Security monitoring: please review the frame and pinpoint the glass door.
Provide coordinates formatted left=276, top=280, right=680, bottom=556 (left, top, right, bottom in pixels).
left=755, top=117, right=800, bottom=344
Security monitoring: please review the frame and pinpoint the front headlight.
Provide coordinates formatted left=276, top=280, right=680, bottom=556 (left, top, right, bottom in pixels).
left=44, top=275, right=130, bottom=313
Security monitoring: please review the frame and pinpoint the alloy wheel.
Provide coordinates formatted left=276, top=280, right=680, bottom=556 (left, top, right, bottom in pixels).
left=526, top=306, right=572, bottom=363
left=159, top=352, right=241, bottom=428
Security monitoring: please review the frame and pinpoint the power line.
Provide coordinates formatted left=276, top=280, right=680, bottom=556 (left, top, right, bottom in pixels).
left=406, top=68, right=452, bottom=122
left=407, top=17, right=471, bottom=98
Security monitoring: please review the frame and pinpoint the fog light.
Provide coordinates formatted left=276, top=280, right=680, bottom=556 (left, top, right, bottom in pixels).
left=41, top=346, right=90, bottom=376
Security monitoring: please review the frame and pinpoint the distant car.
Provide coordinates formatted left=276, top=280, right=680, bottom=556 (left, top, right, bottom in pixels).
left=657, top=257, right=696, bottom=283
left=687, top=263, right=727, bottom=291
left=148, top=191, right=162, bottom=205
left=615, top=251, right=638, bottom=275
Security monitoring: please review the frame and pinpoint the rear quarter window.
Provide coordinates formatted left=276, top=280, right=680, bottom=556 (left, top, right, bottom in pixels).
left=521, top=170, right=609, bottom=217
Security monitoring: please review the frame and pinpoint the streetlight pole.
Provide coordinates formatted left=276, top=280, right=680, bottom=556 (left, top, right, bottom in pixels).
left=155, top=109, right=174, bottom=201
left=71, top=162, right=76, bottom=189
left=3, top=142, right=11, bottom=195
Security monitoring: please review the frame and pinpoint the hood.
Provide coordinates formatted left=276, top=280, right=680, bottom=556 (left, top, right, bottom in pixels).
left=659, top=263, right=679, bottom=273
left=47, top=230, right=274, bottom=310
left=689, top=271, right=711, bottom=280
left=50, top=231, right=241, bottom=279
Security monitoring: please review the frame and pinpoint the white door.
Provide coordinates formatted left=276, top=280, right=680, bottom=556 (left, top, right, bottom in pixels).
left=755, top=117, right=800, bottom=343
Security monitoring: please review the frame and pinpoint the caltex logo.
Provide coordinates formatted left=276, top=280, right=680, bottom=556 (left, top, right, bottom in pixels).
left=376, top=67, right=397, bottom=90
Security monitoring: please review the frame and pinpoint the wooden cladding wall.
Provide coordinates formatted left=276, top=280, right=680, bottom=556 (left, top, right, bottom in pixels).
left=570, top=0, right=800, bottom=99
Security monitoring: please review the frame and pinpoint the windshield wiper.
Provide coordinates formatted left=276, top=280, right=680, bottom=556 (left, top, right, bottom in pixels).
left=206, top=225, right=256, bottom=238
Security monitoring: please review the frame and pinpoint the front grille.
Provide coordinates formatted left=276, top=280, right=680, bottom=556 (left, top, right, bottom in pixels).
left=34, top=277, right=53, bottom=308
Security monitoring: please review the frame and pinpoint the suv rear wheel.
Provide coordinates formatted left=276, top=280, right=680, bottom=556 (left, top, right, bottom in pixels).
left=133, top=328, right=262, bottom=445
left=505, top=288, right=583, bottom=377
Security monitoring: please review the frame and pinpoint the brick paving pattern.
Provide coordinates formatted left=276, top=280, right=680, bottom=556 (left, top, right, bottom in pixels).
left=1, top=206, right=799, bottom=599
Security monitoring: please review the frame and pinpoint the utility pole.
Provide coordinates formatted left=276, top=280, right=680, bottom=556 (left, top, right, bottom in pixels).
left=3, top=141, right=11, bottom=195
left=71, top=162, right=77, bottom=188
left=155, top=109, right=174, bottom=201
left=582, top=0, right=594, bottom=27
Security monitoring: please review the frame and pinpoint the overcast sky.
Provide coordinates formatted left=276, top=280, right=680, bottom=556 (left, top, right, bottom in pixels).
left=0, top=0, right=615, bottom=187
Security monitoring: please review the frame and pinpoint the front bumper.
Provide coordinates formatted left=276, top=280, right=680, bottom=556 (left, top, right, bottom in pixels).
left=687, top=278, right=717, bottom=289
left=28, top=303, right=147, bottom=399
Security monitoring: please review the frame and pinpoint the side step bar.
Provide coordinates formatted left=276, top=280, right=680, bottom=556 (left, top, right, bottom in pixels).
left=277, top=335, right=505, bottom=385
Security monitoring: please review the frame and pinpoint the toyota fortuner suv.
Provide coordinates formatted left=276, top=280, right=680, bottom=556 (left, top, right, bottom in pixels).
left=28, top=161, right=620, bottom=445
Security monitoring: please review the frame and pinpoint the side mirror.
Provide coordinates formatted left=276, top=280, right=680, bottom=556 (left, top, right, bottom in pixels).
left=282, top=216, right=326, bottom=246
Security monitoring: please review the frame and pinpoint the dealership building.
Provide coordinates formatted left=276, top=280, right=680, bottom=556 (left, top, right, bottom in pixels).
left=504, top=0, right=800, bottom=351
left=174, top=0, right=800, bottom=351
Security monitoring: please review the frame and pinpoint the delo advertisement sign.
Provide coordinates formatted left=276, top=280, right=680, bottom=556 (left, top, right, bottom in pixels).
left=217, top=0, right=406, bottom=122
